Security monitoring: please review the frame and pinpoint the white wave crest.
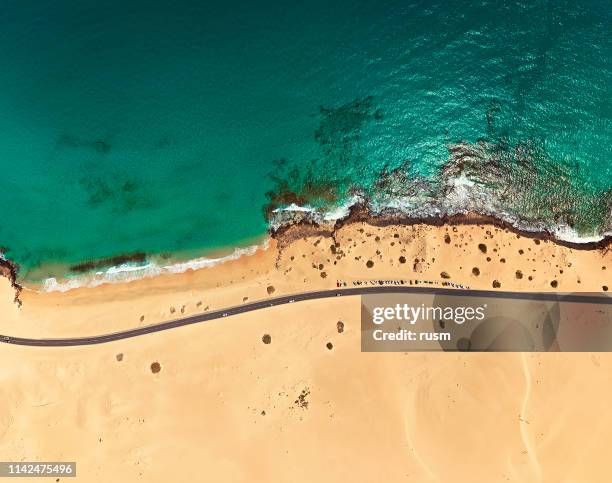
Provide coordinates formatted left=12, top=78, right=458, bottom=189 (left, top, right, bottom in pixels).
left=269, top=173, right=610, bottom=245
left=42, top=240, right=269, bottom=293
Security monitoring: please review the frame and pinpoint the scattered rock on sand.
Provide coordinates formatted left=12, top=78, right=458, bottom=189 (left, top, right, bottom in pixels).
left=150, top=362, right=161, bottom=374
left=440, top=271, right=450, bottom=279
left=337, top=321, right=344, bottom=333
left=399, top=256, right=406, bottom=264
left=262, top=334, right=272, bottom=344
left=139, top=315, right=145, bottom=322
left=267, top=285, right=275, bottom=294
left=492, top=280, right=501, bottom=288
left=472, top=267, right=480, bottom=276
left=603, top=286, right=608, bottom=292
left=478, top=243, right=487, bottom=253
left=326, top=342, right=333, bottom=350
left=366, top=260, right=374, bottom=268
left=550, top=280, right=558, bottom=288
left=295, top=388, right=310, bottom=409
left=116, top=353, right=123, bottom=362
left=444, top=233, right=451, bottom=244
left=515, top=270, right=523, bottom=279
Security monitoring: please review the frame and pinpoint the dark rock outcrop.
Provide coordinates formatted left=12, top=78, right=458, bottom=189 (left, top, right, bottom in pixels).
left=0, top=256, right=22, bottom=307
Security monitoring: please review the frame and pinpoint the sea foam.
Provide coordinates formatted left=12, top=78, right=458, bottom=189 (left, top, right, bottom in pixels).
left=42, top=241, right=268, bottom=293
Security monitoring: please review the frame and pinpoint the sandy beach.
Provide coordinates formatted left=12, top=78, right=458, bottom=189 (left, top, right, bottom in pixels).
left=0, top=219, right=610, bottom=482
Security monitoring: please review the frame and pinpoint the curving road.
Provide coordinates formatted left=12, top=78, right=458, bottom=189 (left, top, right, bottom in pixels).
left=1, top=286, right=610, bottom=347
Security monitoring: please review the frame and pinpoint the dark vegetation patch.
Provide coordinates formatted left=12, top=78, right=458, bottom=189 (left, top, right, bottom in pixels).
left=315, top=96, right=382, bottom=157
left=70, top=252, right=146, bottom=273
left=294, top=388, right=310, bottom=409
left=263, top=97, right=382, bottom=219
left=155, top=134, right=175, bottom=149
left=57, top=134, right=111, bottom=154
left=78, top=172, right=154, bottom=213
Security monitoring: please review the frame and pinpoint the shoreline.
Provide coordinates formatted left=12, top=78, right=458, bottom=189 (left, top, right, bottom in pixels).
left=3, top=138, right=612, bottom=293
left=34, top=240, right=269, bottom=293
left=0, top=215, right=609, bottom=340
left=1, top=207, right=610, bottom=297
left=272, top=204, right=612, bottom=254
left=271, top=201, right=612, bottom=250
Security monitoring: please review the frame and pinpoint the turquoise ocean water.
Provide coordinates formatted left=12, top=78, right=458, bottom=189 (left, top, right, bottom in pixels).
left=0, top=0, right=610, bottom=284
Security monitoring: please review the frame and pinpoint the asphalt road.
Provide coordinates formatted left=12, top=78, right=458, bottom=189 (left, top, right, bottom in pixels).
left=1, top=286, right=610, bottom=347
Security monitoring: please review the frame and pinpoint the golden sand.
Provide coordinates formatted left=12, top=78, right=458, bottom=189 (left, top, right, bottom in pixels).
left=0, top=222, right=610, bottom=482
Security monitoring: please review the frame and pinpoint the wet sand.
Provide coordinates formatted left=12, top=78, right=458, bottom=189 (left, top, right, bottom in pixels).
left=0, top=221, right=610, bottom=482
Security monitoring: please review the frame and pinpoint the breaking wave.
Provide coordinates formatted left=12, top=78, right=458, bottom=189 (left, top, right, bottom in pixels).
left=269, top=141, right=612, bottom=244
left=35, top=140, right=612, bottom=292
left=41, top=241, right=268, bottom=292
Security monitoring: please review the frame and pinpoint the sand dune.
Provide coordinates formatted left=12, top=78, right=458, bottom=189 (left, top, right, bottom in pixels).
left=0, top=222, right=610, bottom=482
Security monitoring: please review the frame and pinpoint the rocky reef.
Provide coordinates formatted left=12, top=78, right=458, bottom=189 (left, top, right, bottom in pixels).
left=266, top=140, right=612, bottom=246
left=0, top=254, right=22, bottom=307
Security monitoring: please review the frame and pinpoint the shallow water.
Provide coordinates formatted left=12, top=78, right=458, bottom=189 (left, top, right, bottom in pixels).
left=0, top=0, right=610, bottom=281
